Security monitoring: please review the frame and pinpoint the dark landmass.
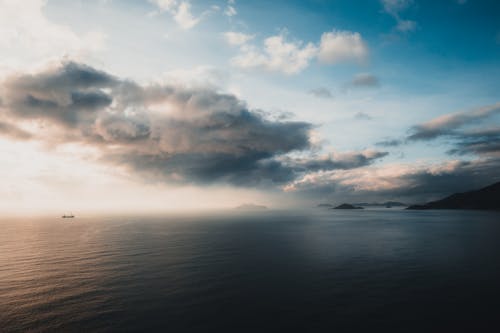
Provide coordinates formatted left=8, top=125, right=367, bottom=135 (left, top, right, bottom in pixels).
left=354, top=201, right=407, bottom=208
left=317, top=203, right=334, bottom=208
left=235, top=204, right=268, bottom=210
left=333, top=203, right=364, bottom=210
left=407, top=181, right=500, bottom=211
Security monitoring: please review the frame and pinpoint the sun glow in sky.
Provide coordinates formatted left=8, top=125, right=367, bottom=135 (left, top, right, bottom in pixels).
left=0, top=0, right=499, bottom=214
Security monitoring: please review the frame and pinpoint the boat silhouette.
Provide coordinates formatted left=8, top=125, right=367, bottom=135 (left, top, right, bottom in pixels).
left=62, top=213, right=75, bottom=218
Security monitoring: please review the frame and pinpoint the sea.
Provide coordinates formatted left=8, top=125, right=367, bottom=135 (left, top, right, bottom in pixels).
left=1, top=209, right=500, bottom=332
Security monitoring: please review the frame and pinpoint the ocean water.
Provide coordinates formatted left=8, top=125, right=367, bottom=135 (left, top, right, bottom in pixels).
left=1, top=209, right=500, bottom=332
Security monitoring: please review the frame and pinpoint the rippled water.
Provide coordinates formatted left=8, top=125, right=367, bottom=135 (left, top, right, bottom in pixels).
left=1, top=209, right=500, bottom=332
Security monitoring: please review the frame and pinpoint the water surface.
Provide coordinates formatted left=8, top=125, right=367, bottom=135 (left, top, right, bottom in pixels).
left=1, top=209, right=500, bottom=332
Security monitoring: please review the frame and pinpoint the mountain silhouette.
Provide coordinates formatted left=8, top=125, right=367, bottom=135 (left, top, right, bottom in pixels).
left=407, top=182, right=500, bottom=211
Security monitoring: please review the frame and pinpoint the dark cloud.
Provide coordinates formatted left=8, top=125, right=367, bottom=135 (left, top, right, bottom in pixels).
left=447, top=127, right=500, bottom=156
left=354, top=112, right=373, bottom=120
left=285, top=151, right=388, bottom=173
left=3, top=61, right=116, bottom=126
left=407, top=103, right=500, bottom=141
left=308, top=87, right=333, bottom=99
left=95, top=112, right=151, bottom=142
left=104, top=145, right=388, bottom=188
left=350, top=73, right=379, bottom=87
left=379, top=158, right=500, bottom=202
left=376, top=138, right=404, bottom=147
left=374, top=103, right=500, bottom=156
left=1, top=61, right=386, bottom=187
left=289, top=157, right=500, bottom=203
left=399, top=104, right=500, bottom=158
left=106, top=152, right=298, bottom=186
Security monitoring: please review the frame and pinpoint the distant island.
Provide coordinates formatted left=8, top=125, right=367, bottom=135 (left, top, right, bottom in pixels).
left=407, top=181, right=500, bottom=211
left=333, top=203, right=364, bottom=210
left=235, top=204, right=268, bottom=210
left=354, top=201, right=407, bottom=208
left=318, top=202, right=406, bottom=209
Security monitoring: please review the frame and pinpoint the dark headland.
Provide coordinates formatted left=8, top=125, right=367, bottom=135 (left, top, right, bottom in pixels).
left=407, top=181, right=500, bottom=211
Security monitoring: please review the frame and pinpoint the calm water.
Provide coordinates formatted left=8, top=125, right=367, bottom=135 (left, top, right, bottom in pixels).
left=1, top=209, right=500, bottom=332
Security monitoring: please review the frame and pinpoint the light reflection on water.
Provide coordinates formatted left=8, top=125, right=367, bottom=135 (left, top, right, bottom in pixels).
left=1, top=209, right=500, bottom=332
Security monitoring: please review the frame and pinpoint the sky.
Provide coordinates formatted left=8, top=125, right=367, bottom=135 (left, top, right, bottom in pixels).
left=0, top=0, right=499, bottom=215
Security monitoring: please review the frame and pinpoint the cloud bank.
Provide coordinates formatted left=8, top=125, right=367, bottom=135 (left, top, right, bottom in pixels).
left=281, top=102, right=500, bottom=202
left=285, top=157, right=500, bottom=203
left=3, top=62, right=496, bottom=203
left=376, top=103, right=500, bottom=156
left=0, top=61, right=387, bottom=188
left=407, top=103, right=500, bottom=141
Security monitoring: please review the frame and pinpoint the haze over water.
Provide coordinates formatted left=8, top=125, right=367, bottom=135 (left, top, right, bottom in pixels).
left=2, top=209, right=500, bottom=332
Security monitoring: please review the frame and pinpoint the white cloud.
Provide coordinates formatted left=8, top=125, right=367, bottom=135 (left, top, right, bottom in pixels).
left=224, top=0, right=237, bottom=17
left=228, top=28, right=369, bottom=74
left=318, top=30, right=368, bottom=65
left=149, top=0, right=202, bottom=29
left=225, top=6, right=237, bottom=16
left=223, top=31, right=255, bottom=46
left=351, top=73, right=379, bottom=87
left=230, top=33, right=318, bottom=75
left=150, top=0, right=178, bottom=12
left=173, top=2, right=200, bottom=29
left=159, top=65, right=229, bottom=88
left=0, top=0, right=105, bottom=76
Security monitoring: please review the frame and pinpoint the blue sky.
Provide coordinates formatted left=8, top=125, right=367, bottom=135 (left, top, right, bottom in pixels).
left=0, top=0, right=499, bottom=213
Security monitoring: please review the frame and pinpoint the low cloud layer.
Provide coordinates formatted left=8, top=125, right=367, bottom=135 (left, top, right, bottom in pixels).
left=408, top=103, right=500, bottom=141
left=447, top=127, right=500, bottom=156
left=0, top=61, right=387, bottom=187
left=282, top=102, right=499, bottom=202
left=284, top=151, right=388, bottom=172
left=404, top=103, right=500, bottom=157
left=286, top=157, right=500, bottom=203
left=377, top=103, right=500, bottom=156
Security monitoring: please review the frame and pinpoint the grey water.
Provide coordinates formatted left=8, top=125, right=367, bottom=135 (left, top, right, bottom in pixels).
left=1, top=209, right=500, bottom=332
